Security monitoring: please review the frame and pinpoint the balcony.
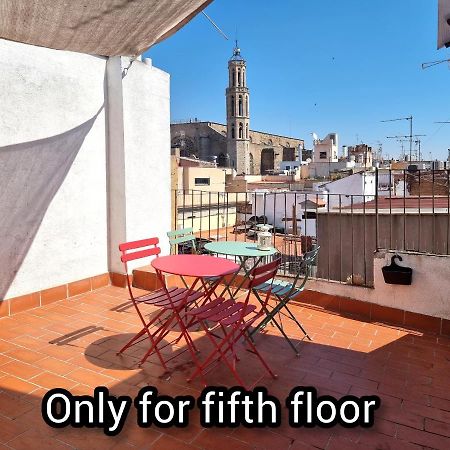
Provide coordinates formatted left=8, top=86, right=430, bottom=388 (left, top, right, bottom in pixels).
left=1, top=282, right=450, bottom=449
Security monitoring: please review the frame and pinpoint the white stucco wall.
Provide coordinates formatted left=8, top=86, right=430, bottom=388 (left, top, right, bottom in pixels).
left=324, top=172, right=376, bottom=208
left=0, top=41, right=172, bottom=299
left=309, top=251, right=450, bottom=319
left=106, top=56, right=171, bottom=274
left=372, top=251, right=450, bottom=319
left=0, top=39, right=108, bottom=299
left=122, top=57, right=171, bottom=268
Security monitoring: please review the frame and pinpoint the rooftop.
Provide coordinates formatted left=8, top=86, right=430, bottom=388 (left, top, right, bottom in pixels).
left=0, top=284, right=449, bottom=449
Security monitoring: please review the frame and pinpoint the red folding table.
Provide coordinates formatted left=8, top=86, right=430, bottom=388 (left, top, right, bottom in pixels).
left=150, top=254, right=239, bottom=379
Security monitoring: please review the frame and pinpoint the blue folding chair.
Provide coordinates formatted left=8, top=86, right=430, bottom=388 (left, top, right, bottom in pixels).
left=250, top=246, right=320, bottom=355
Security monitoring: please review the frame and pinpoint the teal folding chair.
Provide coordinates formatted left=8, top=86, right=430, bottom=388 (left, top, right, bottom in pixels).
left=167, top=228, right=218, bottom=292
left=167, top=227, right=197, bottom=255
left=250, top=246, right=320, bottom=356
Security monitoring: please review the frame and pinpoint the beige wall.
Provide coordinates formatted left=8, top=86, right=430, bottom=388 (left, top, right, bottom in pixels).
left=182, top=167, right=226, bottom=192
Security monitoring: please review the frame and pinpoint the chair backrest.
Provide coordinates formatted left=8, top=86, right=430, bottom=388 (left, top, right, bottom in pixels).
left=118, top=237, right=161, bottom=295
left=239, top=257, right=282, bottom=322
left=167, top=227, right=197, bottom=254
left=283, top=245, right=320, bottom=298
left=249, top=257, right=282, bottom=290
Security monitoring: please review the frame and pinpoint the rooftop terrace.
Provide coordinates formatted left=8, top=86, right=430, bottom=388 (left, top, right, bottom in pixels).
left=0, top=284, right=449, bottom=449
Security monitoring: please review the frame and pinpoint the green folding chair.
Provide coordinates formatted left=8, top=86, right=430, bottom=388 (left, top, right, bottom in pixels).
left=250, top=246, right=320, bottom=356
left=167, top=227, right=197, bottom=255
left=167, top=228, right=218, bottom=292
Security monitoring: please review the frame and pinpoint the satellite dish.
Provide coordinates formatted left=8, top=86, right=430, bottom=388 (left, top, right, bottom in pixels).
left=311, top=132, right=318, bottom=141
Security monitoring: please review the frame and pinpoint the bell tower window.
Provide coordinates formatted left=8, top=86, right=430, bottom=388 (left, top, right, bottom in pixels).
left=238, top=95, right=243, bottom=116
left=231, top=125, right=235, bottom=139
left=231, top=96, right=235, bottom=117
left=239, top=122, right=243, bottom=139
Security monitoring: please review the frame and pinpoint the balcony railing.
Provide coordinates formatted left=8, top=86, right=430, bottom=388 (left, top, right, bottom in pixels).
left=173, top=169, right=450, bottom=288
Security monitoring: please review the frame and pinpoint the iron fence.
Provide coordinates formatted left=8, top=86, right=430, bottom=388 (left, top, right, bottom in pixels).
left=173, top=169, right=450, bottom=288
left=375, top=168, right=450, bottom=255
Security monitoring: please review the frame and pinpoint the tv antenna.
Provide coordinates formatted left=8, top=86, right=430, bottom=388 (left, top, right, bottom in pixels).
left=381, top=116, right=416, bottom=161
left=386, top=134, right=426, bottom=161
left=421, top=58, right=450, bottom=70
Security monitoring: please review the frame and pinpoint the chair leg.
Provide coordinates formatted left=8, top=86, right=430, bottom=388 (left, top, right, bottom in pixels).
left=284, top=304, right=312, bottom=341
left=257, top=313, right=300, bottom=356
left=187, top=324, right=246, bottom=387
left=118, top=308, right=165, bottom=355
left=242, top=333, right=277, bottom=379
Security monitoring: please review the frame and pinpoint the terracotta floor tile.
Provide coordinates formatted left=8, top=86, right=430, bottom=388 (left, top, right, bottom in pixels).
left=6, top=429, right=73, bottom=450
left=0, top=415, right=29, bottom=444
left=151, top=434, right=199, bottom=450
left=29, top=371, right=78, bottom=390
left=396, top=424, right=450, bottom=449
left=424, top=417, right=450, bottom=437
left=0, top=375, right=38, bottom=394
left=192, top=429, right=254, bottom=450
left=0, top=285, right=449, bottom=449
left=231, top=427, right=292, bottom=449
left=65, top=367, right=117, bottom=387
left=0, top=391, right=36, bottom=418
left=0, top=360, right=44, bottom=379
left=4, top=347, right=46, bottom=364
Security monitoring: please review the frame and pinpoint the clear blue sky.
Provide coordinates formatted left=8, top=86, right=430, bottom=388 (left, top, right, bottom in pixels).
left=145, top=0, right=450, bottom=160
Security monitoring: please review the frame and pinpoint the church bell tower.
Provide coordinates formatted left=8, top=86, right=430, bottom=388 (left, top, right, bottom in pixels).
left=226, top=42, right=250, bottom=174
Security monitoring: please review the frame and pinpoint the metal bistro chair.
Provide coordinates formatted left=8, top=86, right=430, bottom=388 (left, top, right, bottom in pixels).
left=117, top=237, right=203, bottom=368
left=185, top=257, right=282, bottom=387
left=167, top=227, right=210, bottom=255
left=250, top=246, right=320, bottom=356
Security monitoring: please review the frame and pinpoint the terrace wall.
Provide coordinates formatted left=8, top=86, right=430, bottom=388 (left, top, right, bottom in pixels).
left=317, top=212, right=450, bottom=286
left=309, top=251, right=450, bottom=321
left=0, top=40, right=171, bottom=302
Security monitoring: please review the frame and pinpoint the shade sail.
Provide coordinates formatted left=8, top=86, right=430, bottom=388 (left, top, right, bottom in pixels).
left=0, top=0, right=212, bottom=56
left=438, top=0, right=450, bottom=48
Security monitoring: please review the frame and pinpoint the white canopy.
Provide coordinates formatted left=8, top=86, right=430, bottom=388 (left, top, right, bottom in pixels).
left=438, top=0, right=450, bottom=49
left=0, top=0, right=212, bottom=56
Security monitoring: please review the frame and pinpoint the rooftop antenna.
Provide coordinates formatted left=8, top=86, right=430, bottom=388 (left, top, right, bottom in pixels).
left=386, top=134, right=426, bottom=161
left=381, top=116, right=415, bottom=161
left=421, top=58, right=450, bottom=69
left=201, top=11, right=229, bottom=40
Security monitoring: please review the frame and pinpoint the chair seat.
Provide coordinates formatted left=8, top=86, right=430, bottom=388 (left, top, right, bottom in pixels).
left=136, top=287, right=203, bottom=309
left=255, top=280, right=295, bottom=297
left=187, top=297, right=256, bottom=326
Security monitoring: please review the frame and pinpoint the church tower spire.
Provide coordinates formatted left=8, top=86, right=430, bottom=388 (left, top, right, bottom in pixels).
left=226, top=42, right=250, bottom=174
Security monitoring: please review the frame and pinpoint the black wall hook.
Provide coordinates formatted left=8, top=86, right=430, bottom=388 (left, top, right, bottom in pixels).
left=382, top=254, right=412, bottom=285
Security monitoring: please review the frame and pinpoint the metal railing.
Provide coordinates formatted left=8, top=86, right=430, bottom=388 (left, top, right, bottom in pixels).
left=375, top=168, right=450, bottom=255
left=173, top=169, right=450, bottom=288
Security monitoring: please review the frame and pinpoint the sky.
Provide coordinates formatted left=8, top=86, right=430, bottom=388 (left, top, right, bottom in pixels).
left=145, top=0, right=450, bottom=161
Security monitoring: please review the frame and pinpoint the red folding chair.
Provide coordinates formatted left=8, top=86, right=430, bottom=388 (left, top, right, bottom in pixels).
left=117, top=237, right=203, bottom=368
left=185, top=257, right=282, bottom=387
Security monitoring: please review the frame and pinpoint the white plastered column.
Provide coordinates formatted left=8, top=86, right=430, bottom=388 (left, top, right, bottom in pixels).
left=106, top=57, right=171, bottom=274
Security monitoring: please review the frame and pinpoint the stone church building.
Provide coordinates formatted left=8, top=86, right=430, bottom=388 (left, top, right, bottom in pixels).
left=171, top=45, right=304, bottom=175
